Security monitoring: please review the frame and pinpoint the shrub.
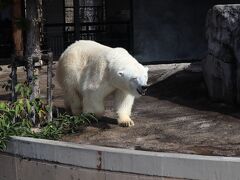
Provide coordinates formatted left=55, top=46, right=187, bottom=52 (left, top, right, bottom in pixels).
left=0, top=83, right=97, bottom=150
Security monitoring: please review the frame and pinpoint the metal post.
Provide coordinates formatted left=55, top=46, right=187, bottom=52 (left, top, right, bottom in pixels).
left=11, top=55, right=18, bottom=103
left=74, top=0, right=80, bottom=40
left=47, top=52, right=53, bottom=122
left=27, top=56, right=36, bottom=124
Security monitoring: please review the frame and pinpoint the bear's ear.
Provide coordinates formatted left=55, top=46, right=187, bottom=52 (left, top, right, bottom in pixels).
left=118, top=71, right=124, bottom=77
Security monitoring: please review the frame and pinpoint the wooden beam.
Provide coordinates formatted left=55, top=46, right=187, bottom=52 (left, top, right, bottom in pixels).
left=12, top=0, right=23, bottom=56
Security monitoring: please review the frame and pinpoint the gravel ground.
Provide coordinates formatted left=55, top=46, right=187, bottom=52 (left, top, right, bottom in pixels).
left=1, top=62, right=240, bottom=156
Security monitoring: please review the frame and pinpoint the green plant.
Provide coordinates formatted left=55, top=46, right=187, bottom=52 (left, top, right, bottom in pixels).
left=32, top=113, right=97, bottom=140
left=0, top=83, right=97, bottom=150
left=0, top=101, right=97, bottom=150
left=0, top=102, right=33, bottom=149
left=14, top=83, right=48, bottom=123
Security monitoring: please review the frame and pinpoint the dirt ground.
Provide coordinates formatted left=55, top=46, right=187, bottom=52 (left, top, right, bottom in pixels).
left=1, top=62, right=240, bottom=157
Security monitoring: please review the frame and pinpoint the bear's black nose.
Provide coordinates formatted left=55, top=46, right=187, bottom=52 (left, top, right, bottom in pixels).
left=141, top=85, right=149, bottom=91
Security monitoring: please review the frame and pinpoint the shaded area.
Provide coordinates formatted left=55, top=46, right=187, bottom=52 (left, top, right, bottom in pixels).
left=148, top=70, right=240, bottom=119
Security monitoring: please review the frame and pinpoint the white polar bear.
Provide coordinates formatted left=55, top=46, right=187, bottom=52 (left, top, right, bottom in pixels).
left=56, top=40, right=148, bottom=127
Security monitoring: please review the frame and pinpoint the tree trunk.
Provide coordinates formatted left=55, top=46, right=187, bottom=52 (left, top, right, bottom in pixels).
left=25, top=0, right=42, bottom=94
left=11, top=0, right=23, bottom=104
left=25, top=0, right=42, bottom=124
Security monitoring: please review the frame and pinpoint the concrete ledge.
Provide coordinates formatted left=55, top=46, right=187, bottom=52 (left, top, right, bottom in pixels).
left=3, top=136, right=240, bottom=180
left=0, top=153, right=179, bottom=180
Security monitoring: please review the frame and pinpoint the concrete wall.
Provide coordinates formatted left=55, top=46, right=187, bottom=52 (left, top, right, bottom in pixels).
left=2, top=136, right=240, bottom=180
left=0, top=153, right=181, bottom=180
left=132, top=0, right=239, bottom=63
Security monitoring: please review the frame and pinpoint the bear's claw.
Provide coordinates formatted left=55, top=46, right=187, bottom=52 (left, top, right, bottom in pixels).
left=118, top=117, right=135, bottom=127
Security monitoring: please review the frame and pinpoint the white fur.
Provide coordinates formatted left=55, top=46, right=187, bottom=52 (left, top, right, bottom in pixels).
left=56, top=40, right=148, bottom=127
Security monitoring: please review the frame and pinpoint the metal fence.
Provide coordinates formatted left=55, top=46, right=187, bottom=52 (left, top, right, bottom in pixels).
left=43, top=21, right=131, bottom=58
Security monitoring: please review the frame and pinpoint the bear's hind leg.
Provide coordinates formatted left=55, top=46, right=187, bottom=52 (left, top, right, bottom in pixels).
left=82, top=92, right=105, bottom=118
left=64, top=89, right=83, bottom=115
left=114, top=90, right=135, bottom=127
left=63, top=97, right=71, bottom=113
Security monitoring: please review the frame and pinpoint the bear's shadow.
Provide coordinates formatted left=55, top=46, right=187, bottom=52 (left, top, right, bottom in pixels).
left=53, top=106, right=117, bottom=130
left=91, top=116, right=117, bottom=129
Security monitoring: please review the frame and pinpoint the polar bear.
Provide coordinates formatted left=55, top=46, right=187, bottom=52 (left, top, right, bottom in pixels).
left=56, top=40, right=148, bottom=127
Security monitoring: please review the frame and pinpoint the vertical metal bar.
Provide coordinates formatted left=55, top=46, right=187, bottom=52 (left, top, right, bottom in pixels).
left=129, top=0, right=134, bottom=54
left=47, top=52, right=53, bottom=122
left=63, top=0, right=66, bottom=48
left=86, top=25, right=89, bottom=39
left=11, top=55, right=18, bottom=103
left=74, top=0, right=80, bottom=40
left=27, top=56, right=36, bottom=124
left=102, top=0, right=106, bottom=22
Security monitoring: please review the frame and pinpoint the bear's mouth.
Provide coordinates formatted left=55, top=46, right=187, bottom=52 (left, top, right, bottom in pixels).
left=137, top=88, right=146, bottom=96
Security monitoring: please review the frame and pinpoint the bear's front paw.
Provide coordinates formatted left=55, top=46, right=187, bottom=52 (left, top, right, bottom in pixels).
left=117, top=115, right=134, bottom=127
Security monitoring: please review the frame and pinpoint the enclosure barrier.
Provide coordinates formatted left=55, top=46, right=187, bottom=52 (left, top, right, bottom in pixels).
left=44, top=21, right=131, bottom=57
left=1, top=136, right=240, bottom=180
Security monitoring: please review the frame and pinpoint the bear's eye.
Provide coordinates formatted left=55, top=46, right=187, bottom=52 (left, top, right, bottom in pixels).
left=132, top=77, right=137, bottom=81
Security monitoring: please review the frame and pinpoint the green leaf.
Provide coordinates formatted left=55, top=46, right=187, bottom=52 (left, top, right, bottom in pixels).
left=15, top=83, right=22, bottom=93
left=0, top=102, right=6, bottom=110
left=15, top=105, right=20, bottom=116
left=26, top=100, right=31, bottom=113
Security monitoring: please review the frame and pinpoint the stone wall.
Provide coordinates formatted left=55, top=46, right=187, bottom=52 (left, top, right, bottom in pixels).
left=203, top=4, right=240, bottom=104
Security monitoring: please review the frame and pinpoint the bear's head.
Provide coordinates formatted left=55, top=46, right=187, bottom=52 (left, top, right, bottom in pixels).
left=116, top=66, right=149, bottom=97
left=107, top=48, right=149, bottom=97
